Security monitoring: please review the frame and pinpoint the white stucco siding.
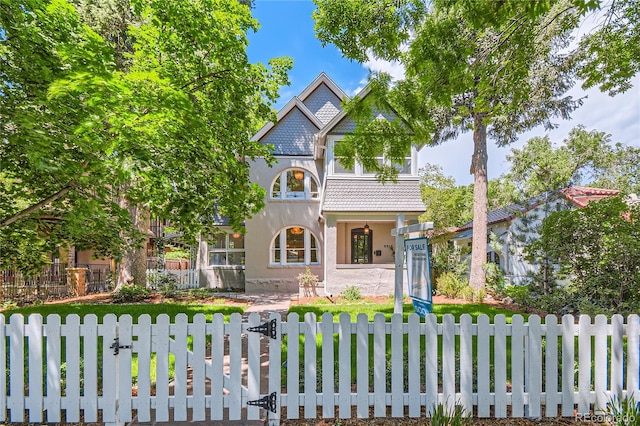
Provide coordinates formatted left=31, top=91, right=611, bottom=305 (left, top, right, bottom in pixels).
left=244, top=157, right=324, bottom=292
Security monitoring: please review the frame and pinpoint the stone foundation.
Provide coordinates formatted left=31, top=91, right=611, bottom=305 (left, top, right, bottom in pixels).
left=326, top=266, right=408, bottom=297
left=245, top=278, right=298, bottom=294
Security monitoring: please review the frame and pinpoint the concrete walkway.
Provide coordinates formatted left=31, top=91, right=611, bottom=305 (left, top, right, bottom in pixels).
left=128, top=292, right=295, bottom=426
left=241, top=292, right=294, bottom=320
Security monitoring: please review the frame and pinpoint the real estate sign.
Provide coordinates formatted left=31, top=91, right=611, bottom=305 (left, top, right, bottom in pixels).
left=404, top=237, right=432, bottom=316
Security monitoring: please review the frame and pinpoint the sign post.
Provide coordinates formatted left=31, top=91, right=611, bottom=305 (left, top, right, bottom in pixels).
left=391, top=215, right=434, bottom=314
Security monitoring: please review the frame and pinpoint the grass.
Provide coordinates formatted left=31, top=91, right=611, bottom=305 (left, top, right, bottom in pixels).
left=285, top=297, right=528, bottom=391
left=2, top=300, right=245, bottom=322
left=2, top=299, right=247, bottom=391
left=288, top=297, right=527, bottom=322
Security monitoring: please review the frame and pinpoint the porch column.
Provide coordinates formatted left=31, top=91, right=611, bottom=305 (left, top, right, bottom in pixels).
left=324, top=216, right=337, bottom=296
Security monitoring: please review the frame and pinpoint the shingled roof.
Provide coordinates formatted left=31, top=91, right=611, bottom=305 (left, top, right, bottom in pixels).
left=456, top=186, right=620, bottom=232
left=321, top=178, right=425, bottom=212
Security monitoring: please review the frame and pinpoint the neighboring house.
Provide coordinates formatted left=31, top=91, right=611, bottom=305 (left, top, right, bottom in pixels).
left=451, top=186, right=620, bottom=286
left=197, top=73, right=426, bottom=295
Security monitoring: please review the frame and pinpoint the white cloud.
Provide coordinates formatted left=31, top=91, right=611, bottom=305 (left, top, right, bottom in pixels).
left=362, top=56, right=406, bottom=81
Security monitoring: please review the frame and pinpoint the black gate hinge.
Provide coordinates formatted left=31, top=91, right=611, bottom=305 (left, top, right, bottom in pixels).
left=247, top=319, right=277, bottom=339
left=110, top=338, right=132, bottom=355
left=247, top=392, right=277, bottom=413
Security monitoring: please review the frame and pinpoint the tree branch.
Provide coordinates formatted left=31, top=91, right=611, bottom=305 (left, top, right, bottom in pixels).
left=0, top=181, right=76, bottom=228
left=180, top=69, right=231, bottom=91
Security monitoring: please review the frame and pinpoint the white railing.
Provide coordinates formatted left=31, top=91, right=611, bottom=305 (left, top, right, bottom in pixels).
left=0, top=313, right=638, bottom=425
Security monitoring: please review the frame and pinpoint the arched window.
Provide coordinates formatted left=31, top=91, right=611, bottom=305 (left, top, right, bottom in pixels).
left=487, top=251, right=501, bottom=268
left=271, top=169, right=319, bottom=200
left=271, top=227, right=320, bottom=265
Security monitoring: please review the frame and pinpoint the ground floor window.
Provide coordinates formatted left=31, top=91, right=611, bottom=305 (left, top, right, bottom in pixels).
left=487, top=250, right=501, bottom=268
left=271, top=227, right=320, bottom=265
left=209, top=233, right=245, bottom=266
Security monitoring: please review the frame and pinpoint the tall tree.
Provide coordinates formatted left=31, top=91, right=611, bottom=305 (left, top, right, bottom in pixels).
left=506, top=126, right=640, bottom=197
left=0, top=0, right=291, bottom=284
left=314, top=0, right=581, bottom=289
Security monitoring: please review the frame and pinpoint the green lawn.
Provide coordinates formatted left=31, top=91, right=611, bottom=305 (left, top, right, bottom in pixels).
left=285, top=299, right=528, bottom=390
left=2, top=300, right=246, bottom=388
left=288, top=298, right=526, bottom=322
left=2, top=300, right=245, bottom=322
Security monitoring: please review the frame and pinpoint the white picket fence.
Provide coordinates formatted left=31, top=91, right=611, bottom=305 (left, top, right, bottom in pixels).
left=146, top=268, right=199, bottom=288
left=0, top=312, right=638, bottom=425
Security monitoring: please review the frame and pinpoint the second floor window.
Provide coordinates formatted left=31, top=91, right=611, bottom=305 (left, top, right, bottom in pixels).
left=330, top=140, right=413, bottom=176
left=271, top=169, right=319, bottom=200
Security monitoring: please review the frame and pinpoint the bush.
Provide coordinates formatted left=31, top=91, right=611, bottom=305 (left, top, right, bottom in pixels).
left=459, top=285, right=474, bottom=301
left=473, top=288, right=486, bottom=302
left=340, top=285, right=363, bottom=302
left=436, top=272, right=468, bottom=299
left=111, top=284, right=150, bottom=303
left=188, top=288, right=217, bottom=299
left=484, top=262, right=506, bottom=297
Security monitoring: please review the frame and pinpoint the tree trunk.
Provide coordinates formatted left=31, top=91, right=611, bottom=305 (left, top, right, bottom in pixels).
left=469, top=113, right=488, bottom=290
left=116, top=202, right=150, bottom=289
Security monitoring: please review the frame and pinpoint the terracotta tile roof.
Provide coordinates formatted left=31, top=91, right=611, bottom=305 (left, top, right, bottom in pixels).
left=321, top=178, right=425, bottom=212
left=560, top=186, right=620, bottom=207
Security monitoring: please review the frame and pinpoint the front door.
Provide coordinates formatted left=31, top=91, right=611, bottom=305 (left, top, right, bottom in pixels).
left=351, top=228, right=372, bottom=264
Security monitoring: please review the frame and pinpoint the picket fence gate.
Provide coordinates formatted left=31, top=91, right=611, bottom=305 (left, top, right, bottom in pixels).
left=0, top=312, right=639, bottom=425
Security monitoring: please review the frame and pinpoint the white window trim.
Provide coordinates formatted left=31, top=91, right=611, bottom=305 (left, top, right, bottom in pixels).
left=270, top=227, right=321, bottom=266
left=327, top=137, right=415, bottom=177
left=209, top=233, right=245, bottom=266
left=270, top=168, right=320, bottom=200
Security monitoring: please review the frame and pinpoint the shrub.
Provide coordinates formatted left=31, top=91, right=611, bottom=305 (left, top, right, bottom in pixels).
left=459, top=285, right=474, bottom=301
left=188, top=288, right=216, bottom=299
left=1, top=300, right=18, bottom=311
left=436, top=272, right=467, bottom=299
left=340, top=285, right=363, bottom=302
left=111, top=284, right=150, bottom=303
left=484, top=262, right=506, bottom=297
left=504, top=284, right=533, bottom=307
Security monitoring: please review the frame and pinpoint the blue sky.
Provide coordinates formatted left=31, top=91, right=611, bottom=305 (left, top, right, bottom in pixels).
left=247, top=0, right=640, bottom=186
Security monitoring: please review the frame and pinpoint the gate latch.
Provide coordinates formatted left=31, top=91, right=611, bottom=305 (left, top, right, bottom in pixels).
left=247, top=319, right=277, bottom=339
left=110, top=338, right=132, bottom=355
left=247, top=392, right=277, bottom=413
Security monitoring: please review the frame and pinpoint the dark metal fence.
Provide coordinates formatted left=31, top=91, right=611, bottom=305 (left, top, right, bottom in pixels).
left=0, top=263, right=112, bottom=302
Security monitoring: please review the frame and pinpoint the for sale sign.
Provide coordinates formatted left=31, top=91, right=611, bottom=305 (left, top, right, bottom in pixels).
left=404, top=237, right=432, bottom=316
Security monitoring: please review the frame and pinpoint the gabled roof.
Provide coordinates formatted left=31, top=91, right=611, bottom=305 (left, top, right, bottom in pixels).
left=251, top=97, right=323, bottom=142
left=298, top=72, right=348, bottom=104
left=455, top=186, right=620, bottom=233
left=314, top=85, right=371, bottom=158
left=321, top=178, right=425, bottom=213
left=313, top=83, right=422, bottom=158
left=252, top=72, right=347, bottom=143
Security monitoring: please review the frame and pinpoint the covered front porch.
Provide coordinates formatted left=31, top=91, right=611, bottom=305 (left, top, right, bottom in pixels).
left=322, top=214, right=420, bottom=296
